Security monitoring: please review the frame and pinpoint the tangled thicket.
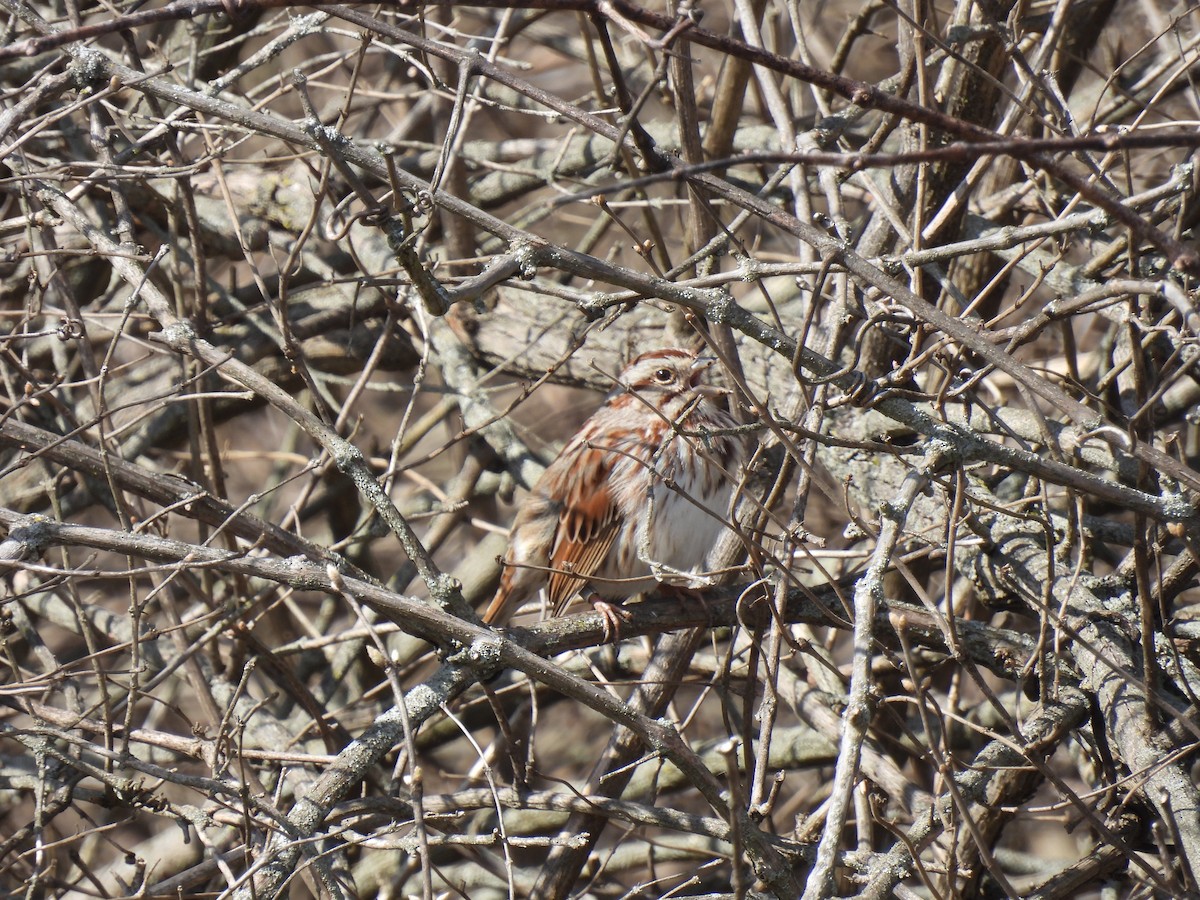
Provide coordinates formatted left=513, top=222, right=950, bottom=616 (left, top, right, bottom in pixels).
left=3, top=0, right=1200, bottom=897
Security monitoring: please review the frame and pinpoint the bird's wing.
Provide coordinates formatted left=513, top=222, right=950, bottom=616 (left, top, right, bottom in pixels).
left=548, top=441, right=621, bottom=615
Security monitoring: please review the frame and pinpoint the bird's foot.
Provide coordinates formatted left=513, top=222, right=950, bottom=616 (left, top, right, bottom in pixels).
left=588, top=595, right=634, bottom=643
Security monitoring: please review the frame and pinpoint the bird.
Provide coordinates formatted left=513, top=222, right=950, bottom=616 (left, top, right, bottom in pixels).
left=481, top=347, right=744, bottom=639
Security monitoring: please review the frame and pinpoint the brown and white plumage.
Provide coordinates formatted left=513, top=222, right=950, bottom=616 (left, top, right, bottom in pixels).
left=482, top=348, right=744, bottom=635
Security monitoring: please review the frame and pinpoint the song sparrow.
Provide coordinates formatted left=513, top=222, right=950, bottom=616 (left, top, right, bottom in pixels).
left=482, top=347, right=744, bottom=639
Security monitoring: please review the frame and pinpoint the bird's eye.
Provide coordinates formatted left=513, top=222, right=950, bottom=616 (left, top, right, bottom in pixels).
left=653, top=368, right=674, bottom=384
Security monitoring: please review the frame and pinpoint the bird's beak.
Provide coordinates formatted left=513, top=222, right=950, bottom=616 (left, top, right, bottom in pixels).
left=689, top=356, right=728, bottom=396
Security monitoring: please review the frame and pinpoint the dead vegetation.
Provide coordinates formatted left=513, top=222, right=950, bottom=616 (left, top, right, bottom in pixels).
left=3, top=0, right=1200, bottom=897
